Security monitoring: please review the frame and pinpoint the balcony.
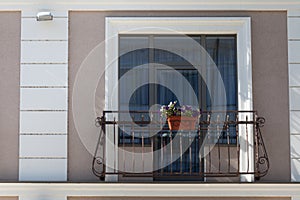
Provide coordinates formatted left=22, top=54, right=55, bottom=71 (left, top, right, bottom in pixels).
left=92, top=110, right=269, bottom=182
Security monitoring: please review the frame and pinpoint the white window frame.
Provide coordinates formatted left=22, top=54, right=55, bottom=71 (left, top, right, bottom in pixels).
left=105, top=17, right=253, bottom=182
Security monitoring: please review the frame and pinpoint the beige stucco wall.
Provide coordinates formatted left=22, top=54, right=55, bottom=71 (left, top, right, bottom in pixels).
left=0, top=11, right=21, bottom=181
left=68, top=11, right=289, bottom=182
left=0, top=197, right=18, bottom=200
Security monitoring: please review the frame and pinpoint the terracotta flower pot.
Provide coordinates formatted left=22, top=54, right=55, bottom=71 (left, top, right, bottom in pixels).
left=167, top=116, right=198, bottom=131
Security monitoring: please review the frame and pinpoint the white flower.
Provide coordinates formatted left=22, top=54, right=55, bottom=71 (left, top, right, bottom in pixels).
left=160, top=106, right=166, bottom=112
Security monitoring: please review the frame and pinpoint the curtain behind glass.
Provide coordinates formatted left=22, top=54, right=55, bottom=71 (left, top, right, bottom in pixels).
left=119, top=36, right=149, bottom=111
left=156, top=69, right=199, bottom=107
left=205, top=36, right=237, bottom=144
left=205, top=36, right=237, bottom=111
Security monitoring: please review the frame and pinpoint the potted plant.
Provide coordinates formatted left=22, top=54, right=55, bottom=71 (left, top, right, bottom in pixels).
left=160, top=101, right=200, bottom=131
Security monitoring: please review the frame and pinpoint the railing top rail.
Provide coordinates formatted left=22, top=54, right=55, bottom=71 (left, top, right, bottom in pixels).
left=96, top=110, right=259, bottom=126
left=102, top=110, right=258, bottom=114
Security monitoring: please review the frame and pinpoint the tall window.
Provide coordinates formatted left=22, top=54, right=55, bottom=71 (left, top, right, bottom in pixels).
left=105, top=17, right=252, bottom=181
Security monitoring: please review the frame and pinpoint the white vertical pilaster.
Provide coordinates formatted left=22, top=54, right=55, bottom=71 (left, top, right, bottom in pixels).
left=288, top=9, right=300, bottom=182
left=19, top=10, right=68, bottom=181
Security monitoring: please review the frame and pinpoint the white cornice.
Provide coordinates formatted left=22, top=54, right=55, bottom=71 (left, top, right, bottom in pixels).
left=1, top=0, right=300, bottom=13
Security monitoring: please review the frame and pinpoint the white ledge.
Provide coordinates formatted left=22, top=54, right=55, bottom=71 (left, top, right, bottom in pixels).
left=0, top=183, right=300, bottom=197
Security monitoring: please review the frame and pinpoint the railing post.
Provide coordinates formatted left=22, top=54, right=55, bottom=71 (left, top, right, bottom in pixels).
left=254, top=113, right=260, bottom=179
left=101, top=115, right=106, bottom=180
left=92, top=116, right=106, bottom=180
left=239, top=112, right=254, bottom=182
left=105, top=112, right=118, bottom=182
left=254, top=116, right=269, bottom=179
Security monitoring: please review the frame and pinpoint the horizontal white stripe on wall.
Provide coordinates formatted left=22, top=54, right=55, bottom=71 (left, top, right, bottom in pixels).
left=288, top=9, right=300, bottom=17
left=22, top=18, right=68, bottom=40
left=20, top=88, right=67, bottom=110
left=288, top=18, right=300, bottom=40
left=292, top=159, right=300, bottom=182
left=20, top=135, right=67, bottom=157
left=289, top=64, right=300, bottom=86
left=290, top=88, right=300, bottom=110
left=290, top=111, right=300, bottom=134
left=289, top=41, right=300, bottom=63
left=21, top=41, right=68, bottom=63
left=21, top=64, right=68, bottom=86
left=291, top=135, right=300, bottom=158
left=19, top=158, right=67, bottom=181
left=20, top=111, right=67, bottom=133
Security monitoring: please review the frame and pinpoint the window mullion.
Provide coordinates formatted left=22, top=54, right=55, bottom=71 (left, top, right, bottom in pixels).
left=149, top=35, right=155, bottom=108
left=200, top=35, right=207, bottom=111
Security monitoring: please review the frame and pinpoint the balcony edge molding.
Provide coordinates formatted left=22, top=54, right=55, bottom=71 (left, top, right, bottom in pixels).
left=1, top=183, right=300, bottom=197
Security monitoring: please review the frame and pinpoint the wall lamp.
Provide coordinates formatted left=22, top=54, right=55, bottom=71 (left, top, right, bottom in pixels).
left=36, top=11, right=53, bottom=21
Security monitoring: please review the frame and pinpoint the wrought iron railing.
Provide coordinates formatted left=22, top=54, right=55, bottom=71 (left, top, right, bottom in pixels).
left=92, top=110, right=269, bottom=181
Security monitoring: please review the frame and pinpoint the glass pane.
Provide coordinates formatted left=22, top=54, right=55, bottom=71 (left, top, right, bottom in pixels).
left=205, top=36, right=237, bottom=111
left=154, top=49, right=200, bottom=176
left=119, top=36, right=149, bottom=111
left=156, top=69, right=199, bottom=107
left=153, top=36, right=201, bottom=67
left=205, top=36, right=237, bottom=144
